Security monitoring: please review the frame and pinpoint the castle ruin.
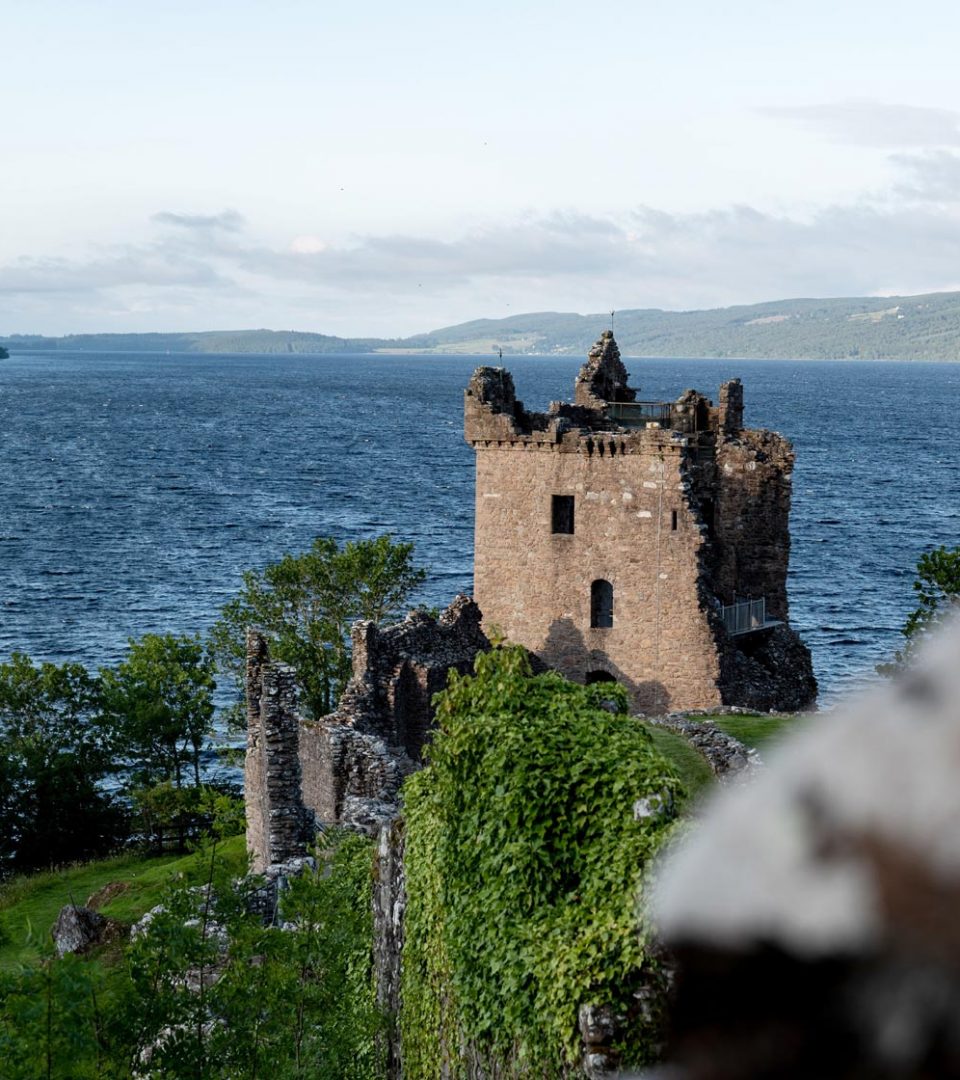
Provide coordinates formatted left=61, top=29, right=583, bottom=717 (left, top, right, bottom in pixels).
left=244, top=595, right=489, bottom=871
left=465, top=331, right=816, bottom=714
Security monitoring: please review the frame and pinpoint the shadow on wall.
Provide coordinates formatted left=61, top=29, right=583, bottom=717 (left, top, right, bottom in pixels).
left=539, top=616, right=669, bottom=714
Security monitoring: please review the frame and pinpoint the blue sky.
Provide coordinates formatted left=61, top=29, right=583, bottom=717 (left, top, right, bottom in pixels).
left=4, top=0, right=960, bottom=334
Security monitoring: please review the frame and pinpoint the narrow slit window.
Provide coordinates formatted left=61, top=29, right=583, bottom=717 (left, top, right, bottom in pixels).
left=590, top=579, right=614, bottom=629
left=552, top=494, right=575, bottom=535
left=671, top=509, right=678, bottom=531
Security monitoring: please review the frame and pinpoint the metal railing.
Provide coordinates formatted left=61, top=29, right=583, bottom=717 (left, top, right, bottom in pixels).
left=721, top=597, right=768, bottom=636
left=606, top=401, right=673, bottom=427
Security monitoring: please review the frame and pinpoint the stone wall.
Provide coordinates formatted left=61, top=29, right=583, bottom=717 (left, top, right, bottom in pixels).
left=466, top=332, right=816, bottom=714
left=245, top=597, right=490, bottom=869
left=472, top=433, right=723, bottom=713
left=244, top=630, right=312, bottom=874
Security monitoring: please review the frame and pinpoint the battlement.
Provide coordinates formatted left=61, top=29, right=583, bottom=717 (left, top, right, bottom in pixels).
left=464, top=329, right=744, bottom=448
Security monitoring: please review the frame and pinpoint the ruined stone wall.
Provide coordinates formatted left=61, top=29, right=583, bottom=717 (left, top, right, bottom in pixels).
left=245, top=598, right=491, bottom=872
left=712, top=430, right=794, bottom=620
left=472, top=434, right=723, bottom=713
left=245, top=631, right=311, bottom=874
left=298, top=597, right=487, bottom=830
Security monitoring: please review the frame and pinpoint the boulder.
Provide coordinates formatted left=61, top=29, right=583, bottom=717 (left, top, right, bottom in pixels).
left=51, top=905, right=110, bottom=957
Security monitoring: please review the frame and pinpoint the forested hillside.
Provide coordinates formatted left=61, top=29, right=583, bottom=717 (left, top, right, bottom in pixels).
left=7, top=291, right=960, bottom=359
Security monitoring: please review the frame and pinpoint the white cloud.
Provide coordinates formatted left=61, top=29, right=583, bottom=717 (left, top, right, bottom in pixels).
left=5, top=169, right=960, bottom=334
left=761, top=101, right=960, bottom=148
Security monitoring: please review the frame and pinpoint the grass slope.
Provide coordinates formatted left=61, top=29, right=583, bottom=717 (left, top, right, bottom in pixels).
left=709, top=712, right=806, bottom=751
left=0, top=835, right=246, bottom=970
left=641, top=724, right=715, bottom=803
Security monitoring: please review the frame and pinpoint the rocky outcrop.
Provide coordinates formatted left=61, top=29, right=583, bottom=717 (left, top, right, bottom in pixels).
left=717, top=624, right=819, bottom=713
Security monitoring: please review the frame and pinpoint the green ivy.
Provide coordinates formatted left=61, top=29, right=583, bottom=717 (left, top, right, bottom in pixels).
left=400, top=645, right=683, bottom=1077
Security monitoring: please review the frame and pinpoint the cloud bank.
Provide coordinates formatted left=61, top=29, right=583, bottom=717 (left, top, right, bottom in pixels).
left=5, top=141, right=960, bottom=334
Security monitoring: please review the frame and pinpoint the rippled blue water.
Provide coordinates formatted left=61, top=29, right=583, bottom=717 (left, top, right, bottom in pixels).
left=1, top=350, right=958, bottom=705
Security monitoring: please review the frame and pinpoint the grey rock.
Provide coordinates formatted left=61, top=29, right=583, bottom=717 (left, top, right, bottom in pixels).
left=51, top=904, right=108, bottom=957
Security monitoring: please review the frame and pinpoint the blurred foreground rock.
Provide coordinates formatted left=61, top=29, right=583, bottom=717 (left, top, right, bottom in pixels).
left=652, top=618, right=960, bottom=1078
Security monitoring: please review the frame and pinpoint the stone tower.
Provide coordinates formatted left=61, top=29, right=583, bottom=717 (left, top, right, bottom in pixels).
left=464, top=331, right=816, bottom=714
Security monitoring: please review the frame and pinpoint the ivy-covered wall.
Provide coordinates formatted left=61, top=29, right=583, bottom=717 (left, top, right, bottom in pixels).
left=399, top=645, right=684, bottom=1077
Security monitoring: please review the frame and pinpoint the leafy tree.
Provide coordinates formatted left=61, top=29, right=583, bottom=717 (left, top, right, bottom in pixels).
left=210, top=535, right=426, bottom=718
left=902, top=545, right=960, bottom=639
left=0, top=346, right=8, bottom=359
left=0, top=654, right=125, bottom=871
left=880, top=545, right=960, bottom=673
left=100, top=633, right=216, bottom=792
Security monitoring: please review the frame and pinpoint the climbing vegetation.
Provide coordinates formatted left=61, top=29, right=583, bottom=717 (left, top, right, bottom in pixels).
left=401, top=645, right=684, bottom=1077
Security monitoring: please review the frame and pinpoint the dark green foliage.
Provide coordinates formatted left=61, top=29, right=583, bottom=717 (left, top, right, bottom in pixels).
left=903, top=545, right=960, bottom=640
left=100, top=633, right=216, bottom=791
left=401, top=645, right=683, bottom=1077
left=210, top=535, right=426, bottom=718
left=0, top=655, right=126, bottom=872
left=880, top=545, right=960, bottom=673
left=0, top=833, right=383, bottom=1078
left=0, top=952, right=118, bottom=1079
left=0, top=345, right=8, bottom=359
left=0, top=635, right=219, bottom=869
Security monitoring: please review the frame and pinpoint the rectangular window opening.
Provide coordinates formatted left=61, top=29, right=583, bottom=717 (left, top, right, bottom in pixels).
left=552, top=494, right=575, bottom=535
left=671, top=509, right=678, bottom=531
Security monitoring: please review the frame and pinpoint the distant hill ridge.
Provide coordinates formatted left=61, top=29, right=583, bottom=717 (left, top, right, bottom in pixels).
left=6, top=291, right=960, bottom=360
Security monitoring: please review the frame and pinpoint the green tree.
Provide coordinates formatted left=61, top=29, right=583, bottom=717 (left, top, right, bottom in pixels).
left=100, top=633, right=215, bottom=791
left=0, top=654, right=125, bottom=871
left=210, top=535, right=426, bottom=718
left=881, top=545, right=960, bottom=673
left=0, top=346, right=8, bottom=359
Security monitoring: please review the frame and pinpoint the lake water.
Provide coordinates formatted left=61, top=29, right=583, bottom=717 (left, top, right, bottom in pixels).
left=1, top=350, right=958, bottom=706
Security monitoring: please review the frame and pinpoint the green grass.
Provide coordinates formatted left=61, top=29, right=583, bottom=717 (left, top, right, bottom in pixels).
left=642, top=724, right=714, bottom=803
left=0, top=835, right=247, bottom=970
left=707, top=713, right=806, bottom=751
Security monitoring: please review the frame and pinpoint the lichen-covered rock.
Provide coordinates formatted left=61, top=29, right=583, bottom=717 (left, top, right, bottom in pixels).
left=652, top=617, right=960, bottom=1078
left=51, top=904, right=115, bottom=957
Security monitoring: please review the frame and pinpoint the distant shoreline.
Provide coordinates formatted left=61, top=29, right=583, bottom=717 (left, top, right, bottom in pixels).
left=6, top=288, right=960, bottom=361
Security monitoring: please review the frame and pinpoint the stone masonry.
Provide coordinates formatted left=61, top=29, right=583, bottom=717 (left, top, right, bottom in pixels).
left=465, top=330, right=816, bottom=714
left=245, top=596, right=489, bottom=871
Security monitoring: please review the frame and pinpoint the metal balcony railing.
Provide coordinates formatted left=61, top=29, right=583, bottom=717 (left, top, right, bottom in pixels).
left=606, top=401, right=673, bottom=428
left=721, top=597, right=774, bottom=636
